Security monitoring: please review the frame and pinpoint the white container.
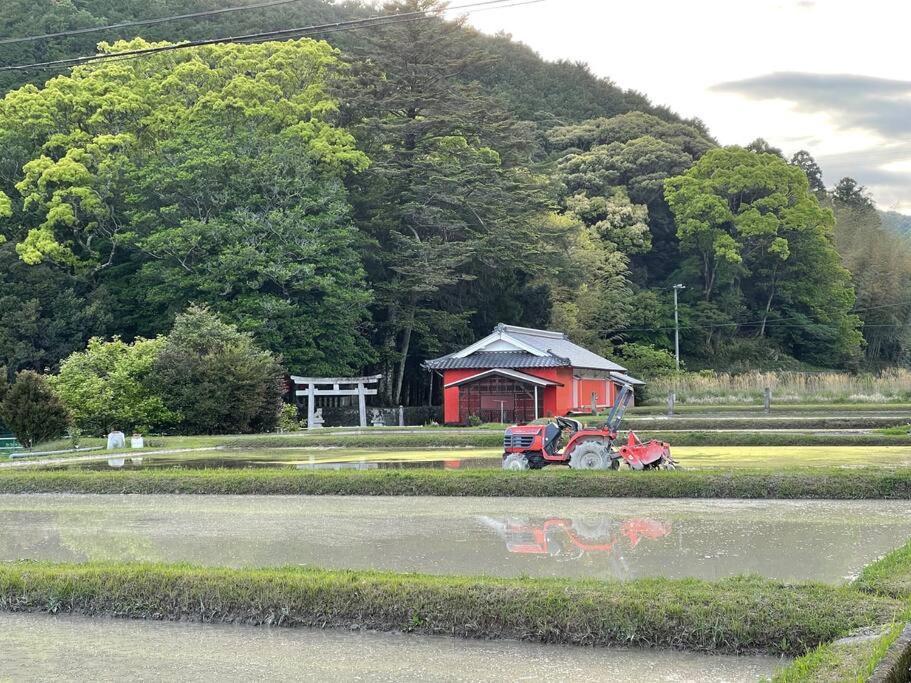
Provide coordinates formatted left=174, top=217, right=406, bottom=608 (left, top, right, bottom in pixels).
left=130, top=435, right=144, bottom=449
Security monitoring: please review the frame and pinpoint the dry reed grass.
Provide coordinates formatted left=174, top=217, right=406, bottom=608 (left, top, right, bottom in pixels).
left=652, top=370, right=911, bottom=404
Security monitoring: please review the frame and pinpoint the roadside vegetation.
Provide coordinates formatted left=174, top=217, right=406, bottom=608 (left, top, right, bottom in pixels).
left=6, top=466, right=911, bottom=499
left=0, top=561, right=898, bottom=656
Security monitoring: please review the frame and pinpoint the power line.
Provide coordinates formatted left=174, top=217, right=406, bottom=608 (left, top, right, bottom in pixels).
left=0, top=0, right=315, bottom=46
left=601, top=299, right=911, bottom=335
left=0, top=0, right=544, bottom=73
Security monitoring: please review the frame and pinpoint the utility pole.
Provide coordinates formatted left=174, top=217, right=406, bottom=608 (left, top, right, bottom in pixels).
left=673, top=284, right=686, bottom=371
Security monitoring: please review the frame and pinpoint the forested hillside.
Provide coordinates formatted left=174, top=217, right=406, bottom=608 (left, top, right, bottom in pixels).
left=0, top=0, right=908, bottom=406
left=881, top=210, right=911, bottom=240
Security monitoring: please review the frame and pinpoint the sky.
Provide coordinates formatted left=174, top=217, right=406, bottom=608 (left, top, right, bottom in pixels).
left=463, top=0, right=911, bottom=213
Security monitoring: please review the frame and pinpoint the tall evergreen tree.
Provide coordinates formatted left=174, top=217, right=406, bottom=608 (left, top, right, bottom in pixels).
left=342, top=0, right=550, bottom=403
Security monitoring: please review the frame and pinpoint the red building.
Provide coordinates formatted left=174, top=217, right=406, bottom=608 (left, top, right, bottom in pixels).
left=424, top=324, right=644, bottom=425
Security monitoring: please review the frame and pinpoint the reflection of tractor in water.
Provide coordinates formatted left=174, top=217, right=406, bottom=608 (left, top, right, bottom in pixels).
left=479, top=516, right=671, bottom=562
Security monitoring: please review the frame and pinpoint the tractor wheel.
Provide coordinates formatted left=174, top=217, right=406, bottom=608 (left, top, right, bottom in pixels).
left=502, top=453, right=531, bottom=471
left=608, top=455, right=621, bottom=470
left=568, top=442, right=611, bottom=470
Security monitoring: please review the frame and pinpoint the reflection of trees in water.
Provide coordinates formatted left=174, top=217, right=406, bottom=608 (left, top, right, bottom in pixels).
left=479, top=516, right=671, bottom=575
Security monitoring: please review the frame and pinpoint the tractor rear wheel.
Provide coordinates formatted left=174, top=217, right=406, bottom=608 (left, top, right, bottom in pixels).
left=568, top=442, right=611, bottom=470
left=503, top=453, right=531, bottom=471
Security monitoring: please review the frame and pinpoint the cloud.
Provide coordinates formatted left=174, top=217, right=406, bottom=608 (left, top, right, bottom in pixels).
left=712, top=72, right=911, bottom=137
left=712, top=72, right=911, bottom=212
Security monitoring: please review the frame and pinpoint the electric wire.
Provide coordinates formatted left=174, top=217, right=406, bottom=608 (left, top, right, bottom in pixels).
left=0, top=0, right=320, bottom=46
left=599, top=300, right=911, bottom=335
left=0, top=0, right=545, bottom=73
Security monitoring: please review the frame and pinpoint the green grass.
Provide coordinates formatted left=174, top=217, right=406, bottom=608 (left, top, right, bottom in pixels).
left=0, top=561, right=898, bottom=656
left=6, top=466, right=911, bottom=498
left=771, top=622, right=903, bottom=682
left=772, top=540, right=911, bottom=681
left=855, top=541, right=911, bottom=600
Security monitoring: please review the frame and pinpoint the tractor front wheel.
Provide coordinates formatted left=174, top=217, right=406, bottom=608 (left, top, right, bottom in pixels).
left=502, top=453, right=531, bottom=471
left=568, top=442, right=612, bottom=470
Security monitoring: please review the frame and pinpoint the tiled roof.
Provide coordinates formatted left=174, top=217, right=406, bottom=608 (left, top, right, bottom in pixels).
left=423, top=324, right=629, bottom=374
left=507, top=329, right=626, bottom=372
left=424, top=351, right=569, bottom=370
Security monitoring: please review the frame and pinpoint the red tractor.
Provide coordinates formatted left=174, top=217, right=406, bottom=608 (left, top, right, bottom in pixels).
left=502, top=384, right=676, bottom=471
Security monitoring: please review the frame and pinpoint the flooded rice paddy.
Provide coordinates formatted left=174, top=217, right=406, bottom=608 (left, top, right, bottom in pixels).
left=2, top=494, right=910, bottom=582
left=17, top=442, right=911, bottom=470
left=0, top=612, right=784, bottom=682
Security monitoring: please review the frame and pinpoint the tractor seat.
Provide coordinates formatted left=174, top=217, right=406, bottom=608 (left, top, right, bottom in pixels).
left=543, top=423, right=562, bottom=454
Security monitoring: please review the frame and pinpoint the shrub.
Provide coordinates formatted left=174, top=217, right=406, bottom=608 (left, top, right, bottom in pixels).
left=51, top=337, right=176, bottom=435
left=617, top=342, right=678, bottom=378
left=0, top=371, right=69, bottom=448
left=277, top=403, right=302, bottom=432
left=150, top=306, right=284, bottom=435
left=467, top=415, right=483, bottom=427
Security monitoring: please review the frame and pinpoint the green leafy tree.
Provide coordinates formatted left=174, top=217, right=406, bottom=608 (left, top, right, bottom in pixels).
left=150, top=306, right=284, bottom=435
left=665, top=147, right=863, bottom=365
left=51, top=337, right=175, bottom=434
left=616, top=343, right=678, bottom=377
left=0, top=38, right=373, bottom=374
left=0, top=371, right=69, bottom=448
left=547, top=112, right=715, bottom=285
left=0, top=242, right=111, bottom=376
left=542, top=192, right=651, bottom=352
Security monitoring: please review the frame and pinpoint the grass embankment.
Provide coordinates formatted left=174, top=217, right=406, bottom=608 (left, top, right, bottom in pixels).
left=774, top=539, right=911, bottom=681
left=624, top=416, right=907, bottom=431
left=0, top=562, right=897, bottom=656
left=6, top=466, right=911, bottom=498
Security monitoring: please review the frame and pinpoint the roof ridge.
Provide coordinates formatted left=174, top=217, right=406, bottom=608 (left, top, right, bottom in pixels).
left=498, top=323, right=566, bottom=340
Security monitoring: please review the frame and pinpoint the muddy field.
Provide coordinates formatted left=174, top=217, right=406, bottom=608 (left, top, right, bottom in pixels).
left=1, top=612, right=785, bottom=682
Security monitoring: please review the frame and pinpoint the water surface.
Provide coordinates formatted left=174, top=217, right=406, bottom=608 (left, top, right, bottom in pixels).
left=0, top=612, right=784, bottom=682
left=1, top=494, right=909, bottom=582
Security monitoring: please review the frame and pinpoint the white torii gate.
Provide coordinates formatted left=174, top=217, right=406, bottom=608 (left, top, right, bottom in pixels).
left=290, top=375, right=382, bottom=429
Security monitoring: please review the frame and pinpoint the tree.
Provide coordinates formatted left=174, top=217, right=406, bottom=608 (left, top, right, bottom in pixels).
left=665, top=147, right=863, bottom=365
left=0, top=38, right=373, bottom=374
left=833, top=177, right=874, bottom=208
left=547, top=112, right=715, bottom=284
left=0, top=371, right=69, bottom=448
left=150, top=306, right=284, bottom=435
left=0, top=242, right=111, bottom=376
left=745, top=138, right=784, bottom=158
left=790, top=150, right=826, bottom=195
left=831, top=199, right=911, bottom=365
left=52, top=337, right=175, bottom=434
left=343, top=0, right=550, bottom=404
